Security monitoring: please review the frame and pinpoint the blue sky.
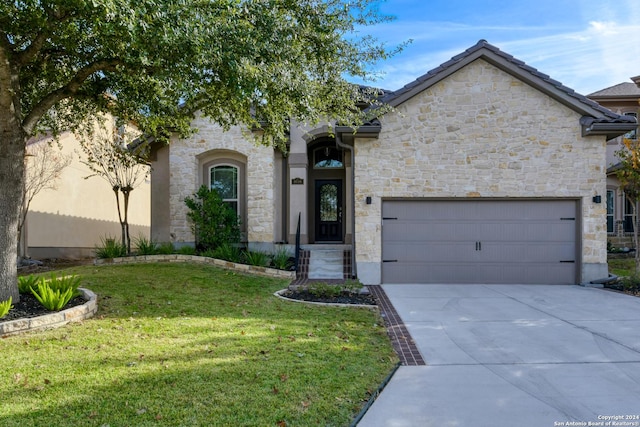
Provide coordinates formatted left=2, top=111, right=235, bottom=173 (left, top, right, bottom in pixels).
left=352, top=0, right=640, bottom=95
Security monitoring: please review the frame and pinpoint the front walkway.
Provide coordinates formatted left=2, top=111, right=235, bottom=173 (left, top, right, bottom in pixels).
left=360, top=284, right=640, bottom=427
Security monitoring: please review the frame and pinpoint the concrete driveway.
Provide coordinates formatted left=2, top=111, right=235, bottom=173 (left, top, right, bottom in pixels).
left=358, top=284, right=640, bottom=427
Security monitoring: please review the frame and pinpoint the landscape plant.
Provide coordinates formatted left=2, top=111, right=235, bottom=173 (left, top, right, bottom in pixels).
left=243, top=250, right=270, bottom=267
left=209, top=242, right=243, bottom=263
left=271, top=248, right=293, bottom=270
left=615, top=137, right=640, bottom=272
left=134, top=234, right=158, bottom=255
left=95, top=236, right=128, bottom=259
left=17, top=274, right=39, bottom=294
left=30, top=281, right=75, bottom=311
left=0, top=297, right=11, bottom=319
left=0, top=0, right=401, bottom=302
left=185, top=186, right=241, bottom=252
left=1, top=263, right=398, bottom=426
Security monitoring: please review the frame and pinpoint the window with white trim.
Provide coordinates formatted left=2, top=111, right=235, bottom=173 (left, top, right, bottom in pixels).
left=210, top=165, right=239, bottom=214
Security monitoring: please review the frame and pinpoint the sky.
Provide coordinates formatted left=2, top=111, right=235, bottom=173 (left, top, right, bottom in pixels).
left=350, top=0, right=640, bottom=96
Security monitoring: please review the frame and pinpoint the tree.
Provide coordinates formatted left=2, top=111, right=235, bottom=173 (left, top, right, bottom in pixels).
left=615, top=138, right=640, bottom=272
left=0, top=0, right=399, bottom=301
left=18, top=139, right=72, bottom=259
left=79, top=122, right=149, bottom=254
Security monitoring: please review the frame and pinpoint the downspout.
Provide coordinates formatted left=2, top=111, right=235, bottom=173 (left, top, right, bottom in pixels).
left=336, top=133, right=357, bottom=279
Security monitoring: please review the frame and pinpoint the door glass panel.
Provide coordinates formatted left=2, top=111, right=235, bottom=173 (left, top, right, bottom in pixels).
left=320, top=184, right=338, bottom=221
left=607, top=190, right=614, bottom=233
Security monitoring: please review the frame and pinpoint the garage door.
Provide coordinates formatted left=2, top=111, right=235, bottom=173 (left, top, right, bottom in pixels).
left=382, top=200, right=578, bottom=284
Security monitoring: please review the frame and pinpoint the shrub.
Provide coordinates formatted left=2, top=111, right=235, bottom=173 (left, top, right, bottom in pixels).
left=95, top=236, right=127, bottom=259
left=621, top=274, right=640, bottom=294
left=271, top=248, right=292, bottom=270
left=0, top=297, right=12, bottom=319
left=243, top=250, right=270, bottom=267
left=307, top=282, right=343, bottom=299
left=208, top=243, right=243, bottom=263
left=177, top=246, right=197, bottom=255
left=31, top=281, right=75, bottom=311
left=185, top=186, right=240, bottom=252
left=18, top=275, right=40, bottom=294
left=156, top=242, right=175, bottom=255
left=134, top=234, right=158, bottom=255
left=343, top=279, right=363, bottom=294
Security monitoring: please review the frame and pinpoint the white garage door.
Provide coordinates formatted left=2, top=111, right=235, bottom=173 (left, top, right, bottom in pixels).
left=382, top=200, right=578, bottom=284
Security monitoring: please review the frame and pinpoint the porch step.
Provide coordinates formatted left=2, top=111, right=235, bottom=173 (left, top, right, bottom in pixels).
left=308, top=249, right=344, bottom=280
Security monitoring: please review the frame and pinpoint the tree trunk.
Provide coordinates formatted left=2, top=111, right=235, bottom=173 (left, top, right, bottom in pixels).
left=635, top=200, right=640, bottom=274
left=0, top=128, right=26, bottom=303
left=123, top=188, right=131, bottom=254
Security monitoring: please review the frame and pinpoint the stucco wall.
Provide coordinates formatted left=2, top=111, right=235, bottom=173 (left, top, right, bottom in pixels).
left=354, top=59, right=608, bottom=284
left=168, top=116, right=275, bottom=245
left=26, top=131, right=151, bottom=258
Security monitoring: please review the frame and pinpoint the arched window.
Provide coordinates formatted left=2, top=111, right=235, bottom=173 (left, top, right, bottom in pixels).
left=210, top=164, right=239, bottom=214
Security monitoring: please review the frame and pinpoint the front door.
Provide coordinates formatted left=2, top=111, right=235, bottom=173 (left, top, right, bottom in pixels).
left=315, top=179, right=342, bottom=241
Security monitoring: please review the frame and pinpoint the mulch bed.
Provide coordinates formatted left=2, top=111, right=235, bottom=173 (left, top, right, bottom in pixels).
left=1, top=293, right=86, bottom=322
left=280, top=289, right=377, bottom=305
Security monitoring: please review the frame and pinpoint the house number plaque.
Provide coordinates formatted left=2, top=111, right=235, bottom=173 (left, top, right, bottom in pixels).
left=291, top=178, right=304, bottom=185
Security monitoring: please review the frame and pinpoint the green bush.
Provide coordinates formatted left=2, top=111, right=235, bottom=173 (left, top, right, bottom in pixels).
left=134, top=235, right=158, bottom=255
left=307, top=282, right=343, bottom=299
left=156, top=242, right=175, bottom=255
left=31, top=281, right=75, bottom=311
left=18, top=275, right=39, bottom=294
left=271, top=248, right=292, bottom=270
left=343, top=279, right=363, bottom=294
left=95, top=236, right=127, bottom=259
left=0, top=297, right=12, bottom=319
left=207, top=242, right=243, bottom=263
left=177, top=246, right=197, bottom=255
left=185, top=186, right=240, bottom=252
left=243, top=250, right=270, bottom=267
left=621, top=274, right=640, bottom=293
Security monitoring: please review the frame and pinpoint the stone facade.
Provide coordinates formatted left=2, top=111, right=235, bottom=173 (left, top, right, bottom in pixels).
left=168, top=115, right=276, bottom=246
left=354, top=59, right=608, bottom=284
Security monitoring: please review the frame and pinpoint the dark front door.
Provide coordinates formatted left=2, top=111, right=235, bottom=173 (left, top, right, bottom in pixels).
left=315, top=179, right=342, bottom=241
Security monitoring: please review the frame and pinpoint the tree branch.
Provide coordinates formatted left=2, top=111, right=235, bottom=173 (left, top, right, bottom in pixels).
left=22, top=59, right=123, bottom=134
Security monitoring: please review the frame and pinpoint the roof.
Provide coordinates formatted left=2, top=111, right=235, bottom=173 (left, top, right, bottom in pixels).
left=374, top=40, right=636, bottom=140
left=587, top=82, right=640, bottom=99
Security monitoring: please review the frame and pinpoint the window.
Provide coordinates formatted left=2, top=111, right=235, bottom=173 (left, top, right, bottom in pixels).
left=624, top=195, right=635, bottom=233
left=624, top=112, right=637, bottom=140
left=314, top=146, right=343, bottom=169
left=210, top=165, right=239, bottom=214
left=607, top=190, right=614, bottom=233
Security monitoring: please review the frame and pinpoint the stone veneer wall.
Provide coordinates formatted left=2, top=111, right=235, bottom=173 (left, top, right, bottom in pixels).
left=169, top=116, right=276, bottom=246
left=354, top=59, right=608, bottom=284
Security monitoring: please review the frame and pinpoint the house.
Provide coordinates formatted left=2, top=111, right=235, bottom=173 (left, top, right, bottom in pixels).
left=149, top=40, right=636, bottom=285
left=587, top=78, right=640, bottom=248
left=22, top=127, right=151, bottom=259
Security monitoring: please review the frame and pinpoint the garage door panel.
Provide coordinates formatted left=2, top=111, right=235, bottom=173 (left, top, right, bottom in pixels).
left=382, top=200, right=578, bottom=285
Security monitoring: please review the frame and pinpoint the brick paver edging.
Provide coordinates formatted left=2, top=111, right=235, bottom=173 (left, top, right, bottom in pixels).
left=368, top=285, right=426, bottom=366
left=95, top=255, right=296, bottom=280
left=0, top=288, right=98, bottom=337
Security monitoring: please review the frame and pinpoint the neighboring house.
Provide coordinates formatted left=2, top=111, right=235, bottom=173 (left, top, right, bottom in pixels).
left=22, top=129, right=151, bottom=259
left=587, top=78, right=640, bottom=247
left=149, top=40, right=636, bottom=285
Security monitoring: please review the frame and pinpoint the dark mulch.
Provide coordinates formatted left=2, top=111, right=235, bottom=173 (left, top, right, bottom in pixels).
left=280, top=289, right=377, bottom=305
left=1, top=293, right=86, bottom=322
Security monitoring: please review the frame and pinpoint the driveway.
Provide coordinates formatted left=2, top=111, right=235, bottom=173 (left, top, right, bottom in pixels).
left=358, top=284, right=640, bottom=427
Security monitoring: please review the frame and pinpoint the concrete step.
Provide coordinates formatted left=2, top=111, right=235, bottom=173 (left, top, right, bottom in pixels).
left=308, top=249, right=344, bottom=280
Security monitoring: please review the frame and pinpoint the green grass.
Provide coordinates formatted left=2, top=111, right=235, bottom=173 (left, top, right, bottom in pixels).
left=0, top=263, right=397, bottom=426
left=609, top=257, right=635, bottom=276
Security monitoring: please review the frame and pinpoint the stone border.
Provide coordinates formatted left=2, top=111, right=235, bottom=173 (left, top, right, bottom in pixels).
left=273, top=289, right=378, bottom=309
left=95, top=254, right=296, bottom=280
left=0, top=288, right=98, bottom=337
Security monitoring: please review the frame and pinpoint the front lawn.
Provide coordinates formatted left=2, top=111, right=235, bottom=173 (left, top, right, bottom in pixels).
left=1, top=263, right=397, bottom=426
